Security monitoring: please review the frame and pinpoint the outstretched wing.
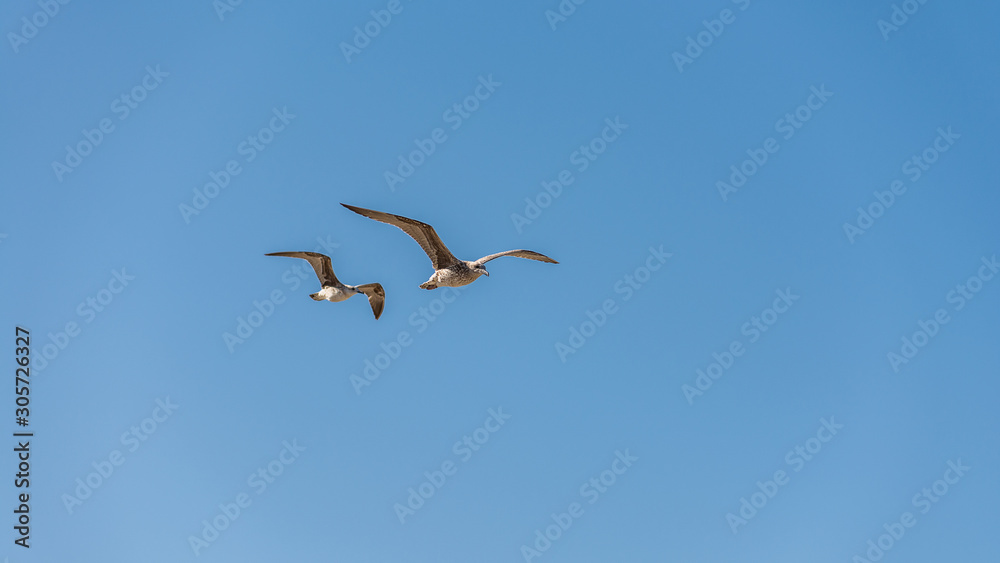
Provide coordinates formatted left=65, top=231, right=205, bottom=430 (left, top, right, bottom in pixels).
left=341, top=204, right=459, bottom=270
left=355, top=283, right=385, bottom=320
left=265, top=251, right=340, bottom=287
left=473, top=249, right=559, bottom=266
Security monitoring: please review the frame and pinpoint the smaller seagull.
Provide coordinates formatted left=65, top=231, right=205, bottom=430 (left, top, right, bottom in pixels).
left=265, top=251, right=385, bottom=319
left=341, top=203, right=558, bottom=290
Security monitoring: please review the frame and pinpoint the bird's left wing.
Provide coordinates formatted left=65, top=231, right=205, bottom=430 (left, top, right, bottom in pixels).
left=355, top=283, right=385, bottom=320
left=473, top=249, right=559, bottom=266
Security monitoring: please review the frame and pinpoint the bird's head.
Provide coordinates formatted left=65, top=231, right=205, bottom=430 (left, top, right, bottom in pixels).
left=473, top=264, right=489, bottom=277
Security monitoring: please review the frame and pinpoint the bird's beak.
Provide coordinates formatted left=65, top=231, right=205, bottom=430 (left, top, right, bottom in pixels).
left=482, top=270, right=489, bottom=277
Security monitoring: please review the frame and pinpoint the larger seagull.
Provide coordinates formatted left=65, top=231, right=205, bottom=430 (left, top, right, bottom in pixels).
left=265, top=251, right=385, bottom=319
left=341, top=203, right=558, bottom=290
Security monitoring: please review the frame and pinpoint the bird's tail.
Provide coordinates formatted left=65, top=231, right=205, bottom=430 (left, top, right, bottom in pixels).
left=356, top=283, right=385, bottom=320
left=309, top=292, right=324, bottom=301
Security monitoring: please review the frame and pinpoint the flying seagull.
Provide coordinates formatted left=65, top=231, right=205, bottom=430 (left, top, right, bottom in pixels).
left=341, top=203, right=558, bottom=290
left=265, top=251, right=385, bottom=319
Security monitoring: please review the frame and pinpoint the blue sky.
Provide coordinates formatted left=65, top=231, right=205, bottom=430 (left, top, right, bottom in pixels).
left=2, top=1, right=998, bottom=561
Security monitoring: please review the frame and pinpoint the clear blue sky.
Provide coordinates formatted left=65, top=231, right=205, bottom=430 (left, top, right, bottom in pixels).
left=2, top=1, right=998, bottom=561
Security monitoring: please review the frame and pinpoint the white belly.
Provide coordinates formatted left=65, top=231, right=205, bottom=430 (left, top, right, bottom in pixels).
left=433, top=268, right=480, bottom=287
left=317, top=286, right=352, bottom=302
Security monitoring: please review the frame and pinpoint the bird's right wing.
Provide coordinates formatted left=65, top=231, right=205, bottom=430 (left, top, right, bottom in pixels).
left=341, top=204, right=460, bottom=270
left=355, top=283, right=385, bottom=320
left=265, top=251, right=340, bottom=287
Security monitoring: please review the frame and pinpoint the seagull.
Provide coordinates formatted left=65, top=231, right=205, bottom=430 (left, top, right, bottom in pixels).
left=265, top=251, right=385, bottom=319
left=341, top=203, right=558, bottom=290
